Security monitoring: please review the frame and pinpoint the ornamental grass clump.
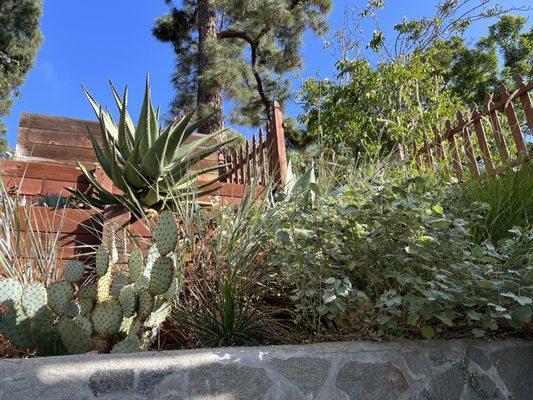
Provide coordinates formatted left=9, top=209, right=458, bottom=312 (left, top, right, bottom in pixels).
left=460, top=163, right=533, bottom=244
left=69, top=76, right=236, bottom=215
left=166, top=182, right=287, bottom=347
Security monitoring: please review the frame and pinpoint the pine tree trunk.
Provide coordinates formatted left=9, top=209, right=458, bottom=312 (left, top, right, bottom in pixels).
left=197, top=0, right=224, bottom=134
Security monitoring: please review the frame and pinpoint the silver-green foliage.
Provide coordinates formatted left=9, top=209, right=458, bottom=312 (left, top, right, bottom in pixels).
left=0, top=212, right=183, bottom=355
left=68, top=76, right=236, bottom=214
left=270, top=160, right=533, bottom=339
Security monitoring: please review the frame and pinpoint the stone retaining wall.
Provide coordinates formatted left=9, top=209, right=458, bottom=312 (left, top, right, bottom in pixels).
left=0, top=339, right=531, bottom=399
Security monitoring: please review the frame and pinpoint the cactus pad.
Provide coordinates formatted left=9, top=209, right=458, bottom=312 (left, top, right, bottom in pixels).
left=144, top=302, right=171, bottom=328
left=79, top=297, right=94, bottom=315
left=149, top=256, right=174, bottom=295
left=128, top=248, right=144, bottom=284
left=31, top=307, right=55, bottom=331
left=163, top=277, right=181, bottom=301
left=58, top=319, right=93, bottom=354
left=119, top=284, right=137, bottom=318
left=127, top=316, right=143, bottom=337
left=0, top=307, right=34, bottom=349
left=64, top=301, right=80, bottom=319
left=106, top=227, right=119, bottom=263
left=111, top=336, right=141, bottom=354
left=137, top=289, right=154, bottom=319
left=75, top=315, right=93, bottom=336
left=111, top=273, right=128, bottom=298
left=92, top=300, right=123, bottom=335
left=78, top=283, right=97, bottom=299
left=143, top=244, right=160, bottom=278
left=97, top=264, right=113, bottom=303
left=154, top=211, right=178, bottom=255
left=21, top=283, right=47, bottom=319
left=63, top=260, right=86, bottom=283
left=47, top=280, right=75, bottom=316
left=95, top=245, right=110, bottom=277
left=0, top=279, right=22, bottom=309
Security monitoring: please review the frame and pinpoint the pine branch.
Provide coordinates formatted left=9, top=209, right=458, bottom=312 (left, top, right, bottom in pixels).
left=217, top=30, right=270, bottom=115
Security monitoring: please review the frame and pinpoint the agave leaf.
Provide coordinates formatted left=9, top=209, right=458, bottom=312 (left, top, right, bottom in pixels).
left=167, top=135, right=237, bottom=183
left=162, top=163, right=228, bottom=192
left=66, top=188, right=120, bottom=208
left=181, top=111, right=217, bottom=141
left=83, top=86, right=119, bottom=140
left=141, top=124, right=173, bottom=178
left=123, top=137, right=148, bottom=189
left=164, top=110, right=197, bottom=162
left=149, top=97, right=160, bottom=141
left=109, top=143, right=128, bottom=192
left=85, top=124, right=113, bottom=178
left=109, top=79, right=136, bottom=140
left=136, top=75, right=152, bottom=154
left=169, top=129, right=231, bottom=166
left=117, top=87, right=133, bottom=159
left=140, top=184, right=161, bottom=206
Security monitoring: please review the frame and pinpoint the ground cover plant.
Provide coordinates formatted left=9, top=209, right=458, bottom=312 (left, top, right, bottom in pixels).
left=266, top=156, right=532, bottom=341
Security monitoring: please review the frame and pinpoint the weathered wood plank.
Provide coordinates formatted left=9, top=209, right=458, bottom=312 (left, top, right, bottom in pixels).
left=485, top=93, right=510, bottom=164
left=446, top=119, right=464, bottom=180
left=457, top=111, right=480, bottom=177
left=0, top=160, right=88, bottom=182
left=470, top=103, right=495, bottom=175
left=17, top=207, right=102, bottom=235
left=499, top=84, right=528, bottom=156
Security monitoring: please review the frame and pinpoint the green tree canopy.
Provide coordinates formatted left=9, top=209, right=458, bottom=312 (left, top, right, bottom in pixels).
left=295, top=10, right=531, bottom=157
left=0, top=0, right=43, bottom=150
left=427, top=14, right=532, bottom=105
left=153, top=0, right=331, bottom=132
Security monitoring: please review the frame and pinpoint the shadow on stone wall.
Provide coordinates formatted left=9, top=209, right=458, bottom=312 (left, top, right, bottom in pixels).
left=0, top=339, right=531, bottom=399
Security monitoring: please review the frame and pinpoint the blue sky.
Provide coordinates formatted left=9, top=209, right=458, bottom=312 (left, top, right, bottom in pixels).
left=3, top=0, right=531, bottom=147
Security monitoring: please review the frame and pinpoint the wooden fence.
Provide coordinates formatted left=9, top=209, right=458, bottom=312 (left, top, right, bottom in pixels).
left=1, top=102, right=288, bottom=269
left=414, top=75, right=532, bottom=179
left=220, top=101, right=288, bottom=187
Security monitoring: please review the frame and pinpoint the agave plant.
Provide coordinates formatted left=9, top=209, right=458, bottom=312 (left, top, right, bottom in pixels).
left=69, top=76, right=234, bottom=215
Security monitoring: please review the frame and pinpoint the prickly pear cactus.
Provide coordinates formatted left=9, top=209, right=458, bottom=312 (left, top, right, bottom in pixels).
left=0, top=210, right=183, bottom=355
left=63, top=260, right=86, bottom=283
left=0, top=280, right=62, bottom=355
left=149, top=256, right=174, bottom=295
left=21, top=283, right=47, bottom=319
left=154, top=211, right=178, bottom=255
left=0, top=279, right=22, bottom=308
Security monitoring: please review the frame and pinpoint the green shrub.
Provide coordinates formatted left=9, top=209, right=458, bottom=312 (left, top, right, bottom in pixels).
left=268, top=158, right=532, bottom=339
left=460, top=163, right=533, bottom=243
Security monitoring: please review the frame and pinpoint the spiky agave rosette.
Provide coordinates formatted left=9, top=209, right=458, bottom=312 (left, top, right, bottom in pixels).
left=69, top=76, right=236, bottom=215
left=0, top=211, right=183, bottom=355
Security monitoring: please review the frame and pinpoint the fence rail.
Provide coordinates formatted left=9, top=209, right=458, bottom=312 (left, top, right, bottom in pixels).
left=414, top=75, right=532, bottom=179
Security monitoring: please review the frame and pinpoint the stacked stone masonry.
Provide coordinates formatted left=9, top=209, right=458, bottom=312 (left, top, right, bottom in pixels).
left=0, top=339, right=531, bottom=399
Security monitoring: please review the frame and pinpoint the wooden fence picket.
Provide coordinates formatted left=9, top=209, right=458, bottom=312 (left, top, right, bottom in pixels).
left=414, top=75, right=532, bottom=180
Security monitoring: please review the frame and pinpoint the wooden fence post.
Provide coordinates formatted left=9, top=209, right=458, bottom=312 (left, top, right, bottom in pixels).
left=499, top=84, right=528, bottom=156
left=515, top=75, right=533, bottom=129
left=268, top=101, right=288, bottom=188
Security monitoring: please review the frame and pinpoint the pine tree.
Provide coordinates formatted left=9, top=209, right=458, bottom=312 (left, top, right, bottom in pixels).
left=0, top=0, right=43, bottom=150
left=153, top=0, right=331, bottom=133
